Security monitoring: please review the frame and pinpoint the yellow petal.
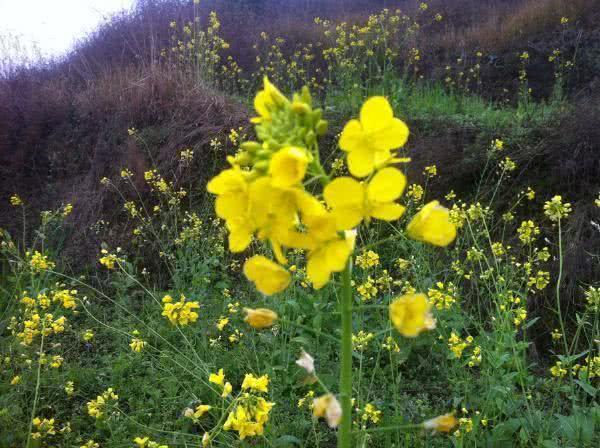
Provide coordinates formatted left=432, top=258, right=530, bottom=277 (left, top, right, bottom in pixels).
left=254, top=90, right=270, bottom=119
left=243, top=255, right=290, bottom=295
left=324, top=239, right=352, bottom=273
left=370, top=202, right=406, bottom=221
left=323, top=177, right=364, bottom=229
left=338, top=119, right=363, bottom=153
left=367, top=167, right=406, bottom=202
left=295, top=190, right=326, bottom=218
left=306, top=249, right=330, bottom=289
left=360, top=96, right=394, bottom=132
left=227, top=225, right=253, bottom=252
left=406, top=201, right=457, bottom=247
left=371, top=118, right=409, bottom=151
left=207, top=168, right=246, bottom=195
left=347, top=146, right=375, bottom=178
left=269, top=146, right=309, bottom=188
left=215, top=193, right=248, bottom=221
left=389, top=293, right=434, bottom=337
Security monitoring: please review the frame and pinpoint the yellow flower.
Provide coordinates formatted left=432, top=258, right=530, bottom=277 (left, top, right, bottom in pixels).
left=10, top=375, right=21, bottom=385
left=244, top=308, right=278, bottom=329
left=269, top=146, right=309, bottom=188
left=299, top=212, right=354, bottom=289
left=209, top=368, right=225, bottom=386
left=241, top=373, right=269, bottom=393
left=222, top=381, right=233, bottom=397
left=324, top=167, right=406, bottom=230
left=423, top=413, right=458, bottom=433
left=389, top=293, right=436, bottom=337
left=207, top=167, right=253, bottom=252
left=193, top=404, right=211, bottom=419
left=339, top=96, right=409, bottom=177
left=243, top=255, right=290, bottom=295
left=312, top=394, right=342, bottom=428
left=9, top=194, right=23, bottom=206
left=406, top=201, right=456, bottom=246
left=252, top=76, right=288, bottom=124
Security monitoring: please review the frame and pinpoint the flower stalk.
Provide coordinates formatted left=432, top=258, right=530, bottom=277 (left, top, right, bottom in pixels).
left=338, top=259, right=354, bottom=447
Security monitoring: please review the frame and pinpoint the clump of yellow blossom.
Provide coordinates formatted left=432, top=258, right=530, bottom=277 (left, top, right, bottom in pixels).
left=130, top=337, right=146, bottom=352
left=87, top=388, right=118, bottom=419
left=98, top=249, right=122, bottom=269
left=134, top=437, right=169, bottom=448
left=161, top=294, right=200, bottom=326
left=355, top=250, right=380, bottom=269
left=242, top=373, right=269, bottom=393
left=31, top=417, right=56, bottom=439
left=29, top=251, right=55, bottom=271
left=9, top=194, right=23, bottom=206
left=543, top=195, right=572, bottom=221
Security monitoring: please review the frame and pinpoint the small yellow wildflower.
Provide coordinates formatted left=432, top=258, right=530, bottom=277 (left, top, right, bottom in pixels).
left=243, top=255, right=290, bottom=295
left=241, top=373, right=269, bottom=393
left=423, top=412, right=457, bottom=433
left=406, top=201, right=456, bottom=247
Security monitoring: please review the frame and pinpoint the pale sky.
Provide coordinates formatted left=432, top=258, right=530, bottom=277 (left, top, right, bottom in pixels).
left=0, top=0, right=135, bottom=59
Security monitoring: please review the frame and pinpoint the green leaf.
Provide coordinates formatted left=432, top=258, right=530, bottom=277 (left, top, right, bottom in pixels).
left=575, top=379, right=597, bottom=398
left=273, top=435, right=302, bottom=447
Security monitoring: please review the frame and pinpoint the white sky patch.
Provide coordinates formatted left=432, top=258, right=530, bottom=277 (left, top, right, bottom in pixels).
left=0, top=0, right=135, bottom=59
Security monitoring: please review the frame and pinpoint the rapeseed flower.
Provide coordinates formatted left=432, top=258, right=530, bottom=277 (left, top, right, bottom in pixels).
left=406, top=201, right=456, bottom=246
left=244, top=308, right=278, bottom=328
left=268, top=146, right=309, bottom=188
left=241, top=373, right=269, bottom=393
left=389, top=293, right=435, bottom=337
left=339, top=96, right=409, bottom=177
left=312, top=394, right=342, bottom=428
left=323, top=167, right=406, bottom=230
left=423, top=413, right=457, bottom=433
left=243, top=255, right=290, bottom=295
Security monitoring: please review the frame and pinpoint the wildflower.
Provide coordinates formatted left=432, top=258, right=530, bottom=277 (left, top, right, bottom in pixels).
left=357, top=276, right=378, bottom=301
left=382, top=336, right=400, bottom=352
left=243, top=255, right=290, bottom=295
left=29, top=251, right=55, bottom=271
left=491, top=139, right=504, bottom=151
left=395, top=258, right=410, bottom=270
left=352, top=330, right=374, bottom=350
left=99, top=249, right=120, bottom=269
left=63, top=203, right=73, bottom=216
left=161, top=295, right=200, bottom=326
left=191, top=404, right=211, bottom=420
left=53, top=289, right=77, bottom=309
left=550, top=361, right=567, bottom=378
left=87, top=388, right=118, bottom=419
left=544, top=195, right=572, bottom=221
left=324, top=167, right=406, bottom=230
left=389, top=293, right=436, bottom=337
left=339, top=96, right=409, bottom=177
left=65, top=381, right=75, bottom=396
left=222, top=382, right=233, bottom=397
left=216, top=316, right=229, bottom=331
left=202, top=433, right=210, bottom=447
left=407, top=184, right=424, bottom=201
left=82, top=329, right=94, bottom=342
left=468, top=346, right=482, bottom=367
left=525, top=187, right=535, bottom=200
left=448, top=332, right=470, bottom=358
left=517, top=220, right=540, bottom=244
left=130, top=338, right=146, bottom=352
left=406, top=201, right=456, bottom=247
left=528, top=271, right=550, bottom=291
left=427, top=282, right=457, bottom=310
left=10, top=375, right=20, bottom=385
left=499, top=157, right=516, bottom=172
left=242, top=373, right=269, bottom=393
left=560, top=16, right=569, bottom=25
left=423, top=413, right=457, bottom=433
left=355, top=250, right=380, bottom=269
left=551, top=329, right=562, bottom=341
left=313, top=394, right=342, bottom=428
left=585, top=286, right=600, bottom=312
left=9, top=194, right=23, bottom=206
left=244, top=308, right=278, bottom=329
left=296, top=350, right=315, bottom=375
left=80, top=440, right=99, bottom=448
left=361, top=403, right=382, bottom=425
left=209, top=369, right=225, bottom=386
left=423, top=165, right=437, bottom=177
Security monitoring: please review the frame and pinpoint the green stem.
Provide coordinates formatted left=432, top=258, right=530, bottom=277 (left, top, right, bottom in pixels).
left=339, top=259, right=353, bottom=448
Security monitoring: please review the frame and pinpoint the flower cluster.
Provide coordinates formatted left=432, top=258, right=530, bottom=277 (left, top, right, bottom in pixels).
left=161, top=294, right=200, bottom=326
left=87, top=388, right=118, bottom=419
left=207, top=79, right=456, bottom=296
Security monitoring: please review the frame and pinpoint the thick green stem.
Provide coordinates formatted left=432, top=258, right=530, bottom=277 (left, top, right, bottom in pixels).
left=339, top=259, right=353, bottom=447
